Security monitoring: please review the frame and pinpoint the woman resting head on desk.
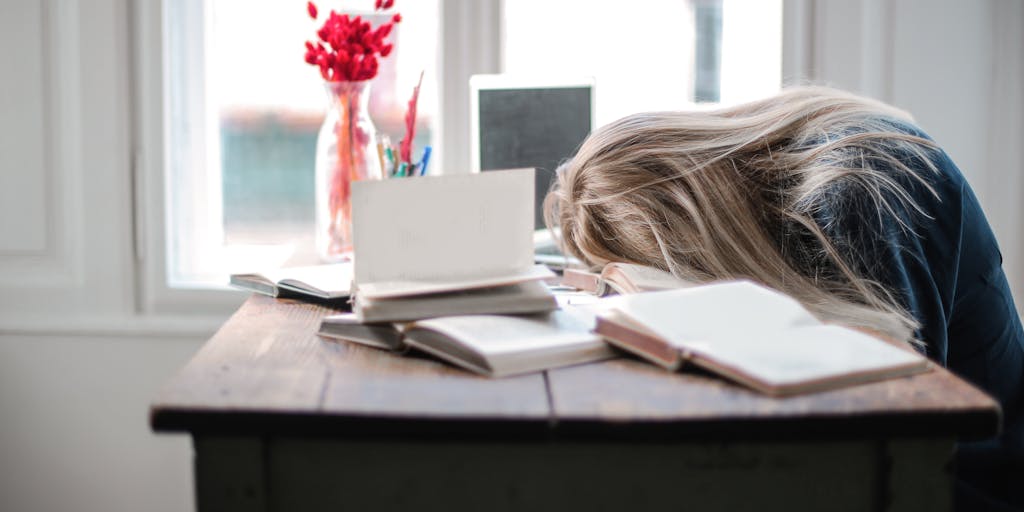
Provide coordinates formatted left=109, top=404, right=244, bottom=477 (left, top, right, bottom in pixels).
left=544, top=85, right=1023, bottom=510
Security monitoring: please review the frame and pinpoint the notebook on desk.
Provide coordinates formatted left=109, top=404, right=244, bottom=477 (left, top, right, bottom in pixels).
left=349, top=168, right=557, bottom=322
left=470, top=75, right=594, bottom=267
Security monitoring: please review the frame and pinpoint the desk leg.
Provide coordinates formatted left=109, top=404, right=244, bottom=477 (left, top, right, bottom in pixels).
left=194, top=436, right=267, bottom=512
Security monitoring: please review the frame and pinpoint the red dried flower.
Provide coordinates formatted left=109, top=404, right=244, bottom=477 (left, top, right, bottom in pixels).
left=399, top=71, right=424, bottom=164
left=303, top=1, right=401, bottom=82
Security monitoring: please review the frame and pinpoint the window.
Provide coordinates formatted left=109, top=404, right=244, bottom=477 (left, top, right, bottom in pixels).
left=503, top=0, right=782, bottom=124
left=163, top=0, right=440, bottom=288
left=148, top=0, right=782, bottom=308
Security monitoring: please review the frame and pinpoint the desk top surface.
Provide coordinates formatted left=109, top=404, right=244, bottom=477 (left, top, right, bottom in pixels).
left=150, top=294, right=1000, bottom=440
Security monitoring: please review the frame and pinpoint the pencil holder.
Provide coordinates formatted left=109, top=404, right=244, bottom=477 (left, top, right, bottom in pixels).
left=315, top=80, right=383, bottom=262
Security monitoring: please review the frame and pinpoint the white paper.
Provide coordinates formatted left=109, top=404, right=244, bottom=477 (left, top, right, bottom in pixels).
left=615, top=281, right=818, bottom=348
left=266, top=263, right=353, bottom=294
left=408, top=305, right=616, bottom=376
left=695, top=324, right=925, bottom=386
left=351, top=169, right=535, bottom=286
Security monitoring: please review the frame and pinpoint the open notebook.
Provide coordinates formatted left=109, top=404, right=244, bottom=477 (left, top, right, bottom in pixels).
left=562, top=262, right=691, bottom=296
left=349, top=169, right=556, bottom=322
left=229, top=263, right=353, bottom=300
left=596, top=281, right=931, bottom=396
left=319, top=304, right=616, bottom=377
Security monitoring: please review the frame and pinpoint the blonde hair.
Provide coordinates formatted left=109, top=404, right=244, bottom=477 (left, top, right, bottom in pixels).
left=544, top=86, right=940, bottom=343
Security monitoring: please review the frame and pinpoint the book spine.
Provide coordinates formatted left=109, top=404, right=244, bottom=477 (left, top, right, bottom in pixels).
left=594, top=317, right=682, bottom=371
left=561, top=268, right=601, bottom=293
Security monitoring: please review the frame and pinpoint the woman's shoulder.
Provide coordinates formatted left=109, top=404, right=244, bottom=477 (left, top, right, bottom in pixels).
left=866, top=114, right=931, bottom=138
left=829, top=114, right=967, bottom=195
left=809, top=113, right=971, bottom=271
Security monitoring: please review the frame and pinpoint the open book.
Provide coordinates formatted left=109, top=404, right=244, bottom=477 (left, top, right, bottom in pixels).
left=595, top=280, right=931, bottom=396
left=562, top=262, right=691, bottom=296
left=319, top=306, right=616, bottom=377
left=229, top=263, right=353, bottom=300
left=349, top=169, right=556, bottom=322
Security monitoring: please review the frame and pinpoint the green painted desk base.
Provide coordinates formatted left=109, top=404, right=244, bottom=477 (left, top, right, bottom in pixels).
left=195, top=436, right=953, bottom=512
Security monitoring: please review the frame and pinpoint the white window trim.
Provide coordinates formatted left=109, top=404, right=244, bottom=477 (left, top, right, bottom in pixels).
left=132, top=0, right=502, bottom=315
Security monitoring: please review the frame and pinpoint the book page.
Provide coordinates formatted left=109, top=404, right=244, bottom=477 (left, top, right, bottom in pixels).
left=271, top=263, right=354, bottom=297
left=351, top=169, right=535, bottom=287
left=603, top=263, right=691, bottom=293
left=356, top=264, right=554, bottom=300
left=688, top=324, right=928, bottom=392
left=355, top=280, right=557, bottom=323
left=415, top=307, right=597, bottom=357
left=407, top=305, right=615, bottom=376
left=615, top=281, right=819, bottom=345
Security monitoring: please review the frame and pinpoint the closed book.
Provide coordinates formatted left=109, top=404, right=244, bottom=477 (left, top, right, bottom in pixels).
left=317, top=313, right=404, bottom=351
left=353, top=280, right=556, bottom=323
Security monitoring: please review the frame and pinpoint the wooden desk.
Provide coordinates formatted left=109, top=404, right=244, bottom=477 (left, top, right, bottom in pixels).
left=150, top=295, right=1000, bottom=512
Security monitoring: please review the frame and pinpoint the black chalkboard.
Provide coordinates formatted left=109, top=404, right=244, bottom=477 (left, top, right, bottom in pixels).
left=478, top=87, right=592, bottom=229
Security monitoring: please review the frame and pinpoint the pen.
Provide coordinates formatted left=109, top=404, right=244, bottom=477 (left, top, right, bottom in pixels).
left=418, top=146, right=432, bottom=176
left=376, top=140, right=386, bottom=178
left=397, top=162, right=408, bottom=177
left=384, top=146, right=395, bottom=177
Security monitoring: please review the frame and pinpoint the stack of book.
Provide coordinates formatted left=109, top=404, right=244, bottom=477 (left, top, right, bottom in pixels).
left=330, top=168, right=622, bottom=377
left=234, top=169, right=618, bottom=377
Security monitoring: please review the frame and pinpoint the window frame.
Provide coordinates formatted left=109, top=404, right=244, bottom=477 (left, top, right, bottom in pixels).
left=133, top=0, right=502, bottom=315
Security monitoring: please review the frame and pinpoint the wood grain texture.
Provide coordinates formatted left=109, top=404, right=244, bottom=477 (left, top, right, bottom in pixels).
left=153, top=295, right=999, bottom=440
left=151, top=295, right=549, bottom=435
left=319, top=337, right=549, bottom=420
left=547, top=357, right=1000, bottom=439
left=152, top=295, right=332, bottom=414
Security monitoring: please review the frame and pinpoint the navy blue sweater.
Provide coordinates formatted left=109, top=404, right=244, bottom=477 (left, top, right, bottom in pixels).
left=813, top=118, right=1023, bottom=509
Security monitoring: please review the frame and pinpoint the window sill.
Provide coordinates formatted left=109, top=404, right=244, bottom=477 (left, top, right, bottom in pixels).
left=0, top=312, right=230, bottom=339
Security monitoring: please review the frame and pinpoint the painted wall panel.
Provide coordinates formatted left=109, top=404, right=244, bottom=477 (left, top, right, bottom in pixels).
left=0, top=2, right=49, bottom=254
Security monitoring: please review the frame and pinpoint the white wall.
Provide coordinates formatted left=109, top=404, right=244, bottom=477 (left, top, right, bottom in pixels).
left=0, top=1, right=224, bottom=511
left=0, top=1, right=1020, bottom=511
left=0, top=334, right=202, bottom=512
left=786, top=0, right=1024, bottom=310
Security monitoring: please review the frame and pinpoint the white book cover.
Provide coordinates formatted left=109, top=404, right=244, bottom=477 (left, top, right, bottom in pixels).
left=351, top=169, right=553, bottom=299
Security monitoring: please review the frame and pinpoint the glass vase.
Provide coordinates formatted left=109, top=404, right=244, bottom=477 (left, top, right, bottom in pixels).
left=315, top=80, right=383, bottom=262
